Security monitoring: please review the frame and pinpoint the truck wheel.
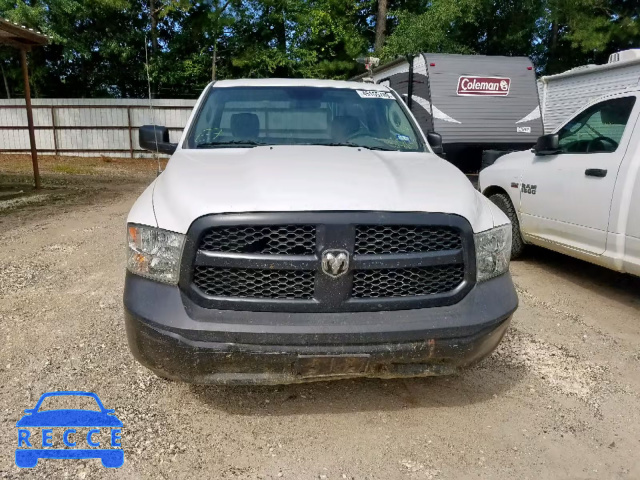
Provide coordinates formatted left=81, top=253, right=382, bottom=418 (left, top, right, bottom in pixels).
left=488, top=192, right=524, bottom=259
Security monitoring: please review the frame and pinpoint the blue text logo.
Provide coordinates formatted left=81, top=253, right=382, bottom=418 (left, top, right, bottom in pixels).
left=15, top=391, right=123, bottom=468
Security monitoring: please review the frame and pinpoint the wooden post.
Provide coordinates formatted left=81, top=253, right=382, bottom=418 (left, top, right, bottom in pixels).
left=20, top=47, right=40, bottom=190
left=51, top=106, right=59, bottom=155
left=1, top=62, right=10, bottom=99
left=127, top=107, right=134, bottom=158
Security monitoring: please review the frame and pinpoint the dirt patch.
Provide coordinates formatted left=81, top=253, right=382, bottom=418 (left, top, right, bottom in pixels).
left=492, top=328, right=607, bottom=409
left=0, top=153, right=167, bottom=178
left=0, top=262, right=51, bottom=297
left=0, top=192, right=53, bottom=211
left=0, top=154, right=157, bottom=231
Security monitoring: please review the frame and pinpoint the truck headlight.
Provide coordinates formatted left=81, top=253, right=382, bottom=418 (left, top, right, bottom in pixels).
left=127, top=224, right=185, bottom=284
left=474, top=224, right=511, bottom=282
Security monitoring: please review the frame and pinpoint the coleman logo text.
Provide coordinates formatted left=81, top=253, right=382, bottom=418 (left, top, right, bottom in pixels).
left=457, top=76, right=511, bottom=96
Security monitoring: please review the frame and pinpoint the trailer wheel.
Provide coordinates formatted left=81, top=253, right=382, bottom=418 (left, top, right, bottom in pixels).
left=488, top=192, right=525, bottom=259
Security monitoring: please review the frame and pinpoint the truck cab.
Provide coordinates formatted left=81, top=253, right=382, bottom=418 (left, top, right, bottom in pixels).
left=480, top=89, right=640, bottom=276
left=124, top=79, right=518, bottom=385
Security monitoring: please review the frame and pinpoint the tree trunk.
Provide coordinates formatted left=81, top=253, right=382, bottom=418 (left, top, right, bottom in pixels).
left=211, top=0, right=233, bottom=81
left=546, top=19, right=559, bottom=74
left=212, top=42, right=217, bottom=81
left=374, top=0, right=388, bottom=52
left=549, top=21, right=558, bottom=55
left=150, top=0, right=159, bottom=55
left=274, top=2, right=287, bottom=52
left=1, top=62, right=9, bottom=99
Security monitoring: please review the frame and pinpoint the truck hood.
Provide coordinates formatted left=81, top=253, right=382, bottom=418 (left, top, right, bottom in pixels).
left=493, top=148, right=533, bottom=167
left=151, top=146, right=496, bottom=233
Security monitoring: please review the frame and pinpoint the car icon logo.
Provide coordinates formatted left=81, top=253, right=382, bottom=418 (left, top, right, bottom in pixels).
left=15, top=391, right=124, bottom=468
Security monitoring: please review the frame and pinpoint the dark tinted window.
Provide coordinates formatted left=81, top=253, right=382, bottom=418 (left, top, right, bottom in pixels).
left=558, top=96, right=636, bottom=154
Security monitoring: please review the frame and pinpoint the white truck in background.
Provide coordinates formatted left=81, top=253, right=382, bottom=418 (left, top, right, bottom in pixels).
left=480, top=88, right=640, bottom=276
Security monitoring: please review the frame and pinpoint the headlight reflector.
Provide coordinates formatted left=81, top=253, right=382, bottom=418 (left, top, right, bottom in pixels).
left=474, top=224, right=511, bottom=282
left=127, top=224, right=185, bottom=284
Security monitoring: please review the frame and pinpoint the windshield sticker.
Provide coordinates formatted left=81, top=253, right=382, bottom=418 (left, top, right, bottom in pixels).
left=356, top=90, right=395, bottom=100
left=396, top=134, right=411, bottom=142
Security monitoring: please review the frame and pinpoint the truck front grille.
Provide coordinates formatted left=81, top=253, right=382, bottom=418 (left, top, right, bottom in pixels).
left=193, top=267, right=315, bottom=299
left=355, top=225, right=461, bottom=254
left=199, top=225, right=316, bottom=255
left=181, top=213, right=475, bottom=312
left=352, top=265, right=465, bottom=298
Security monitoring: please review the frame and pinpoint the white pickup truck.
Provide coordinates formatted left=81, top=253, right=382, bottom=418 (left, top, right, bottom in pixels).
left=480, top=89, right=640, bottom=276
left=124, top=79, right=518, bottom=384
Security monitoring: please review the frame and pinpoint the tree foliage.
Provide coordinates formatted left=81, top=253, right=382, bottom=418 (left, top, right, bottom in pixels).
left=0, top=0, right=637, bottom=98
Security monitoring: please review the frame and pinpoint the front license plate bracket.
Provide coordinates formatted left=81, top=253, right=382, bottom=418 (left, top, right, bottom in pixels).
left=295, top=354, right=370, bottom=378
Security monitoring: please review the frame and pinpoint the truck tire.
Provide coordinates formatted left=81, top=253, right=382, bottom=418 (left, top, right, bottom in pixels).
left=488, top=192, right=524, bottom=259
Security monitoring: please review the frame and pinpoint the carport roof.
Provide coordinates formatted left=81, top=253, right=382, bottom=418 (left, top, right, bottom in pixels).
left=0, top=17, right=49, bottom=49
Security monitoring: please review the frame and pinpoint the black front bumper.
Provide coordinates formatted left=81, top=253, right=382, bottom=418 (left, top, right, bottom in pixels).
left=124, top=272, right=517, bottom=384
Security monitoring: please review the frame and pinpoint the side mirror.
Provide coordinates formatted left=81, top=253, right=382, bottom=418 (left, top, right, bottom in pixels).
left=534, top=133, right=560, bottom=156
left=139, top=125, right=177, bottom=155
left=426, top=132, right=444, bottom=155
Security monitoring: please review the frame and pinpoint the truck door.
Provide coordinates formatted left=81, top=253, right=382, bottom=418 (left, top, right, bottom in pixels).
left=519, top=94, right=638, bottom=255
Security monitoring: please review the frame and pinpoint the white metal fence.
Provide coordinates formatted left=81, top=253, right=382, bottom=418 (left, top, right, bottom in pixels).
left=0, top=98, right=197, bottom=156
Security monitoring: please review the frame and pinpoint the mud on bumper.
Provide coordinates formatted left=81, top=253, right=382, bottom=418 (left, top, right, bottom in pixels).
left=124, top=272, right=517, bottom=385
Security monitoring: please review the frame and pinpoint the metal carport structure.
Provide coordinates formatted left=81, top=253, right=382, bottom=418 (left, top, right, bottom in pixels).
left=0, top=17, right=49, bottom=189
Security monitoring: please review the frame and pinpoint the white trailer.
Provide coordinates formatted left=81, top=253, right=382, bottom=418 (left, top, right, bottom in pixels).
left=539, top=49, right=640, bottom=133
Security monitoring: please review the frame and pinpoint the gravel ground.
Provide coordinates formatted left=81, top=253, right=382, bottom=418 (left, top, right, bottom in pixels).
left=1, top=172, right=640, bottom=479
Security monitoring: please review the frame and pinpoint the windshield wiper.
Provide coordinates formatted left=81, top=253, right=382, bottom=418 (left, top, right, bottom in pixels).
left=196, top=140, right=268, bottom=149
left=304, top=142, right=396, bottom=152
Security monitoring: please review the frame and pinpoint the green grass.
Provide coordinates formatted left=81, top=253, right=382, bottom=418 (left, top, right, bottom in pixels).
left=52, top=164, right=93, bottom=175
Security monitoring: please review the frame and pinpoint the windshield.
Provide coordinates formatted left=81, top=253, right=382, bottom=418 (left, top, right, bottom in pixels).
left=186, top=86, right=426, bottom=152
